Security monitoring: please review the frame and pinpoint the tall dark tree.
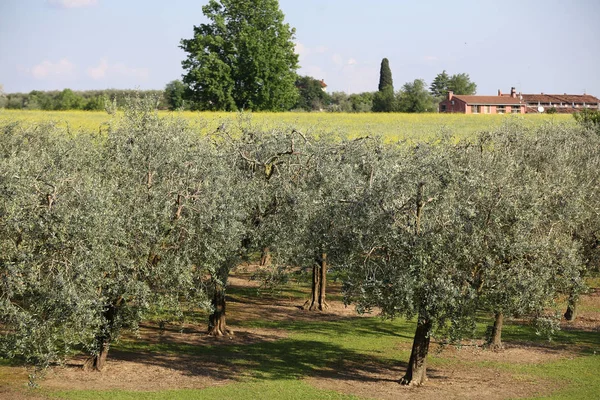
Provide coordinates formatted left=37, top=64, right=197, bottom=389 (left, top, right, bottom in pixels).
left=378, top=58, right=393, bottom=92
left=373, top=58, right=395, bottom=112
left=180, top=0, right=299, bottom=111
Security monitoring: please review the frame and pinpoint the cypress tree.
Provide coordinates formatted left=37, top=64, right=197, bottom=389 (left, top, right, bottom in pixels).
left=378, top=58, right=393, bottom=92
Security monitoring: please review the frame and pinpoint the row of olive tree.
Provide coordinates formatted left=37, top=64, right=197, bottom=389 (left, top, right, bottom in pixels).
left=1, top=102, right=598, bottom=386
left=0, top=97, right=254, bottom=373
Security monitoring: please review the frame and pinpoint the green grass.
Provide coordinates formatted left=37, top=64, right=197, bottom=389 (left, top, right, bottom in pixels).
left=48, top=380, right=363, bottom=400
left=3, top=274, right=599, bottom=399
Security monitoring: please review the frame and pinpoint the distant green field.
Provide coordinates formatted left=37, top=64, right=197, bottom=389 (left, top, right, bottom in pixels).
left=0, top=109, right=573, bottom=142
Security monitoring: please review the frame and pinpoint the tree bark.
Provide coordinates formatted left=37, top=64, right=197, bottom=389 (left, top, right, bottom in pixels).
left=488, top=312, right=504, bottom=350
left=400, top=316, right=432, bottom=386
left=259, top=247, right=271, bottom=266
left=302, top=253, right=329, bottom=311
left=85, top=301, right=118, bottom=372
left=208, top=282, right=231, bottom=336
left=564, top=292, right=577, bottom=321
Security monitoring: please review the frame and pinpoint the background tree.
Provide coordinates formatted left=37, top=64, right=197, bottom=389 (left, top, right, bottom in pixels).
left=429, top=70, right=450, bottom=98
left=372, top=87, right=396, bottom=113
left=180, top=0, right=299, bottom=111
left=397, top=79, right=436, bottom=113
left=54, top=88, right=84, bottom=110
left=373, top=58, right=395, bottom=112
left=430, top=71, right=477, bottom=97
left=164, top=80, right=187, bottom=110
left=294, top=76, right=331, bottom=111
left=448, top=73, right=477, bottom=95
left=0, top=84, right=6, bottom=108
left=377, top=58, right=393, bottom=92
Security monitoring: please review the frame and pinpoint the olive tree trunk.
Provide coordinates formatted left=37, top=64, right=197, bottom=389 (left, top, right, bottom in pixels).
left=85, top=301, right=118, bottom=372
left=564, top=292, right=578, bottom=321
left=487, top=312, right=504, bottom=350
left=260, top=247, right=271, bottom=266
left=303, top=253, right=328, bottom=311
left=208, top=282, right=231, bottom=336
left=400, top=316, right=432, bottom=386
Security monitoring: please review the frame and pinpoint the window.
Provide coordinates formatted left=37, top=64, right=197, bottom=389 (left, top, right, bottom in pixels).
left=484, top=105, right=491, bottom=114
left=511, top=105, right=521, bottom=114
left=440, top=104, right=447, bottom=112
left=497, top=105, right=506, bottom=114
left=472, top=105, right=480, bottom=114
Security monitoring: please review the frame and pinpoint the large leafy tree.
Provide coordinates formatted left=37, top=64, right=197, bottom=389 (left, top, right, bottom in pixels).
left=180, top=0, right=299, bottom=111
left=430, top=71, right=477, bottom=97
left=397, top=79, right=436, bottom=113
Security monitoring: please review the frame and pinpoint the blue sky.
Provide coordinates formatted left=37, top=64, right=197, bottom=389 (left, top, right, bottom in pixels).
left=1, top=0, right=599, bottom=96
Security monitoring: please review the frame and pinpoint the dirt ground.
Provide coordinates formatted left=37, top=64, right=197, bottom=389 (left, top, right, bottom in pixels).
left=2, top=269, right=598, bottom=400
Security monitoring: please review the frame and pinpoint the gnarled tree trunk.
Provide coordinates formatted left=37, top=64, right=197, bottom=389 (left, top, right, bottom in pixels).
left=400, top=316, right=432, bottom=386
left=487, top=311, right=504, bottom=350
left=564, top=292, right=577, bottom=321
left=208, top=282, right=231, bottom=336
left=85, top=301, right=119, bottom=372
left=303, top=253, right=328, bottom=311
left=260, top=247, right=271, bottom=266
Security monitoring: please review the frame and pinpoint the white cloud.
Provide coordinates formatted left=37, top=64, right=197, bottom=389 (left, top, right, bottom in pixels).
left=87, top=58, right=150, bottom=80
left=294, top=42, right=310, bottom=59
left=87, top=59, right=108, bottom=79
left=47, top=0, right=98, bottom=8
left=347, top=58, right=357, bottom=66
left=30, top=58, right=76, bottom=79
left=424, top=55, right=438, bottom=62
left=315, top=45, right=328, bottom=54
left=331, top=53, right=343, bottom=66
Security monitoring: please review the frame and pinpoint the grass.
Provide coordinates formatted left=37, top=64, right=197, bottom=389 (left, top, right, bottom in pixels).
left=48, top=380, right=364, bottom=400
left=3, top=284, right=599, bottom=399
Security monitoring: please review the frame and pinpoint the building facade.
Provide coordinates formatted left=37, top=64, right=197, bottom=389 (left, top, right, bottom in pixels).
left=439, top=88, right=524, bottom=114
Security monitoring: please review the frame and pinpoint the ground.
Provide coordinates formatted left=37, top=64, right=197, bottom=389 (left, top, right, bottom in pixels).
left=1, top=267, right=598, bottom=400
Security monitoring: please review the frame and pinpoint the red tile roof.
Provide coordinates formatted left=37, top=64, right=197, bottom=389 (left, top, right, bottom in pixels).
left=521, top=94, right=599, bottom=104
left=453, top=95, right=522, bottom=105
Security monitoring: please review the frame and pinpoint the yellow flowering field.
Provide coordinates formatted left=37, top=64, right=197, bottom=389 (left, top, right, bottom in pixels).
left=0, top=109, right=573, bottom=142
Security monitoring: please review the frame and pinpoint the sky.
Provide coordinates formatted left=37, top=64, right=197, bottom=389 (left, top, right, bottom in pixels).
left=1, top=0, right=599, bottom=96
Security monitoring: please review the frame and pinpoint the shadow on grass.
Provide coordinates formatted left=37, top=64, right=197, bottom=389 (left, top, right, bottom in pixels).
left=110, top=336, right=412, bottom=384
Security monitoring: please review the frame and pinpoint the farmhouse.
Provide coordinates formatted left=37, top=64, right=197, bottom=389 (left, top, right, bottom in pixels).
left=520, top=93, right=600, bottom=113
left=439, top=88, right=525, bottom=114
left=439, top=86, right=600, bottom=114
left=319, top=79, right=327, bottom=92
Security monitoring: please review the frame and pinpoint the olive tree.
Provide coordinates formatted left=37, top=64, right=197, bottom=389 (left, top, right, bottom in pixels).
left=457, top=127, right=585, bottom=348
left=0, top=97, right=211, bottom=373
left=0, top=122, right=105, bottom=375
left=341, top=138, right=480, bottom=385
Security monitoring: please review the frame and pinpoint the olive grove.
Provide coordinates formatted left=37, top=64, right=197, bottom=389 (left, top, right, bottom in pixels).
left=1, top=100, right=598, bottom=387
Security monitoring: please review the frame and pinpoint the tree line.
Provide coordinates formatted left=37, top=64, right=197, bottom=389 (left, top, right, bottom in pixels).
left=1, top=88, right=168, bottom=111
left=1, top=96, right=598, bottom=386
left=0, top=0, right=478, bottom=114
